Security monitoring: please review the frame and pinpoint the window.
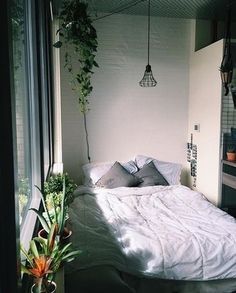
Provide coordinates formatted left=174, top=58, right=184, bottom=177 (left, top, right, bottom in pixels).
left=10, top=0, right=54, bottom=245
left=11, top=0, right=32, bottom=226
left=0, top=0, right=54, bottom=291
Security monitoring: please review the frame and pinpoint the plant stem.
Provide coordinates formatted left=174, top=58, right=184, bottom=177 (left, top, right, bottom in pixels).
left=83, top=112, right=91, bottom=163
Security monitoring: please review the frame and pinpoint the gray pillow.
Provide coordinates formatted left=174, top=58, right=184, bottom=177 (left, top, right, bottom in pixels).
left=135, top=161, right=169, bottom=187
left=96, top=161, right=140, bottom=189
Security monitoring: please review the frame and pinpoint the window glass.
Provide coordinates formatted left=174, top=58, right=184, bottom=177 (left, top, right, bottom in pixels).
left=10, top=0, right=53, bottom=240
left=11, top=0, right=32, bottom=226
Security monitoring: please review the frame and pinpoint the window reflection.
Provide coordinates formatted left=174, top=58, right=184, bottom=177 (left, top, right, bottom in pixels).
left=11, top=0, right=31, bottom=225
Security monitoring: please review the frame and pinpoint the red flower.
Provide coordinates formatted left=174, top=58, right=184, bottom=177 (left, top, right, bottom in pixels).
left=29, top=255, right=53, bottom=278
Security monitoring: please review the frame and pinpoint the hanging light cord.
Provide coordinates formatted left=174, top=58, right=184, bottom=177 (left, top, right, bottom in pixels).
left=147, top=0, right=150, bottom=65
left=93, top=0, right=146, bottom=22
left=226, top=7, right=231, bottom=56
left=85, top=0, right=148, bottom=162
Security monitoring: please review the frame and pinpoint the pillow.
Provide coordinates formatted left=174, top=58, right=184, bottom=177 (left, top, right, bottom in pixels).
left=82, top=160, right=138, bottom=186
left=135, top=161, right=169, bottom=187
left=135, top=155, right=182, bottom=185
left=96, top=161, right=140, bottom=189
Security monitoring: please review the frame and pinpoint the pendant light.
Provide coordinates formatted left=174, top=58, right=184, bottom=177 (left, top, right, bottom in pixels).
left=139, top=0, right=157, bottom=87
left=220, top=8, right=233, bottom=96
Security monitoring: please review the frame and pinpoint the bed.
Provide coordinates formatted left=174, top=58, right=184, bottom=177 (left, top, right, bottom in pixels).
left=65, top=155, right=236, bottom=293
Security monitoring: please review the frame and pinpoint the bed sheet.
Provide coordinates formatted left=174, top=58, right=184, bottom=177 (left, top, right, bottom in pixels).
left=67, top=185, right=236, bottom=281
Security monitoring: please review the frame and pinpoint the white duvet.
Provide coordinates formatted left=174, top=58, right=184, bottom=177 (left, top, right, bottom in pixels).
left=68, top=185, right=236, bottom=280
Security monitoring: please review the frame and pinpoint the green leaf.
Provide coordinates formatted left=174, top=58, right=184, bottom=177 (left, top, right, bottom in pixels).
left=53, top=41, right=63, bottom=48
left=30, top=208, right=50, bottom=233
left=56, top=28, right=62, bottom=35
left=20, top=244, right=34, bottom=267
left=61, top=250, right=82, bottom=262
left=30, top=239, right=39, bottom=258
left=21, top=264, right=32, bottom=275
left=58, top=0, right=98, bottom=111
left=35, top=185, right=53, bottom=226
left=93, top=60, right=99, bottom=67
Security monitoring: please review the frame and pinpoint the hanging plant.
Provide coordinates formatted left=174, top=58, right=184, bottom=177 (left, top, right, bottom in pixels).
left=54, top=0, right=99, bottom=113
left=54, top=0, right=99, bottom=162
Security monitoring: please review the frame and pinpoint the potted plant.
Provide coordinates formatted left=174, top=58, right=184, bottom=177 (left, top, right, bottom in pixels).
left=226, top=146, right=236, bottom=161
left=21, top=223, right=81, bottom=293
left=44, top=173, right=77, bottom=209
left=31, top=176, right=72, bottom=243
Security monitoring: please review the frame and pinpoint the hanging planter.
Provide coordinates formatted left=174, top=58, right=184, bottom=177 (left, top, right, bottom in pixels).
left=54, top=0, right=98, bottom=112
left=53, top=0, right=99, bottom=162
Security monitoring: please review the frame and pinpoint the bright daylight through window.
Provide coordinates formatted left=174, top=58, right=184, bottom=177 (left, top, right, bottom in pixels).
left=11, top=0, right=32, bottom=226
left=10, top=0, right=53, bottom=244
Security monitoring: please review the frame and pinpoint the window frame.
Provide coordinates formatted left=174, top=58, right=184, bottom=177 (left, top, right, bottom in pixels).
left=20, top=0, right=54, bottom=247
left=37, top=0, right=54, bottom=181
left=0, top=0, right=20, bottom=291
left=19, top=0, right=41, bottom=245
left=0, top=0, right=55, bottom=289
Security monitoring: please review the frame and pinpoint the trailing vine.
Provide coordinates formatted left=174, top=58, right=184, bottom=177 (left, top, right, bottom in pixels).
left=54, top=0, right=98, bottom=113
left=54, top=0, right=98, bottom=162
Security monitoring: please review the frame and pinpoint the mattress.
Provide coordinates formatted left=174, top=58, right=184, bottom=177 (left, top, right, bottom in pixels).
left=67, top=185, right=236, bottom=281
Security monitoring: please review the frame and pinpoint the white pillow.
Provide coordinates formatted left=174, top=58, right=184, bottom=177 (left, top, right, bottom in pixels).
left=134, top=155, right=182, bottom=185
left=82, top=160, right=138, bottom=186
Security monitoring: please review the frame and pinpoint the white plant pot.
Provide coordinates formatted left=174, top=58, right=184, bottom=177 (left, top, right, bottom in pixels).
left=31, top=281, right=56, bottom=293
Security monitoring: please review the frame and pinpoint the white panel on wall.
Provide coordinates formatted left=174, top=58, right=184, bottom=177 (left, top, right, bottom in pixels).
left=61, top=13, right=192, bottom=184
left=188, top=39, right=223, bottom=205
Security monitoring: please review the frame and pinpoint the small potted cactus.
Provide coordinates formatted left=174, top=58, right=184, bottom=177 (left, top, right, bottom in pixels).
left=226, top=146, right=236, bottom=162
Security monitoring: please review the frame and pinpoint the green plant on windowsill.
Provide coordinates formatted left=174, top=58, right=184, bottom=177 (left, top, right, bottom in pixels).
left=31, top=176, right=71, bottom=242
left=226, top=145, right=236, bottom=162
left=21, top=223, right=81, bottom=293
left=227, top=145, right=235, bottom=153
left=44, top=173, right=77, bottom=209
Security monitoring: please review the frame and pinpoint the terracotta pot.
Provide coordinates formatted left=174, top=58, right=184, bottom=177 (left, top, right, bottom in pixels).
left=31, top=281, right=56, bottom=293
left=38, top=229, right=48, bottom=239
left=60, top=227, right=72, bottom=245
left=227, top=152, right=236, bottom=162
left=38, top=228, right=72, bottom=243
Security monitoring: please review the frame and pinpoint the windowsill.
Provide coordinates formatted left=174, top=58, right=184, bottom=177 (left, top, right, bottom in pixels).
left=222, top=159, right=236, bottom=168
left=20, top=197, right=40, bottom=250
left=222, top=172, right=236, bottom=190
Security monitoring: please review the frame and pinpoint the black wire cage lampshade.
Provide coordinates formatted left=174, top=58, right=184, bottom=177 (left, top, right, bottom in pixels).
left=139, top=0, right=157, bottom=87
left=220, top=8, right=233, bottom=96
